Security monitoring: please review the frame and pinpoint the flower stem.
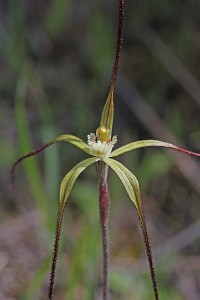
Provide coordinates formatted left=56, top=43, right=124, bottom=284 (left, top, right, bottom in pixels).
left=96, top=161, right=110, bottom=300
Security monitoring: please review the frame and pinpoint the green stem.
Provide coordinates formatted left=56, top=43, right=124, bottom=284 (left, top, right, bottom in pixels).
left=96, top=161, right=110, bottom=300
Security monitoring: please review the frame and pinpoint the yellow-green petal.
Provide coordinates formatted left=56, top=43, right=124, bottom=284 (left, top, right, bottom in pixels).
left=104, top=157, right=159, bottom=299
left=51, top=134, right=90, bottom=155
left=109, top=139, right=185, bottom=157
left=100, top=83, right=114, bottom=137
left=48, top=156, right=98, bottom=300
left=11, top=134, right=91, bottom=187
left=103, top=157, right=142, bottom=215
left=59, top=157, right=99, bottom=208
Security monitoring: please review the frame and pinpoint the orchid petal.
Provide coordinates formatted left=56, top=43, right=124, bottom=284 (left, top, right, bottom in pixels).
left=103, top=157, right=142, bottom=215
left=109, top=139, right=200, bottom=158
left=103, top=157, right=159, bottom=299
left=100, top=84, right=114, bottom=137
left=12, top=134, right=90, bottom=187
left=51, top=134, right=90, bottom=155
left=59, top=157, right=99, bottom=208
left=48, top=157, right=98, bottom=299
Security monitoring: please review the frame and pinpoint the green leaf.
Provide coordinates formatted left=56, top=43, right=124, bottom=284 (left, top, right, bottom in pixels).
left=100, top=84, right=114, bottom=137
left=109, top=139, right=200, bottom=158
left=59, top=157, right=99, bottom=209
left=103, top=158, right=142, bottom=215
left=14, top=63, right=48, bottom=214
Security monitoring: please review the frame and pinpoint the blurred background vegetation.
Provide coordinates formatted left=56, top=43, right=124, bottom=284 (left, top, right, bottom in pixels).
left=1, top=0, right=200, bottom=299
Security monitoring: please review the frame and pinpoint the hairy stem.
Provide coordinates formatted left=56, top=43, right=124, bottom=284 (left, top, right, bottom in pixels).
left=48, top=205, right=65, bottom=300
left=110, top=0, right=124, bottom=91
left=96, top=161, right=110, bottom=300
left=138, top=210, right=159, bottom=300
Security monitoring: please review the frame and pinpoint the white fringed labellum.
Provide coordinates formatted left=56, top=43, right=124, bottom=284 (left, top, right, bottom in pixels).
left=87, top=127, right=117, bottom=159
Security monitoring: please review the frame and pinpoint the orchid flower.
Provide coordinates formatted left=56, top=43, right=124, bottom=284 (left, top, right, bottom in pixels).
left=12, top=1, right=200, bottom=300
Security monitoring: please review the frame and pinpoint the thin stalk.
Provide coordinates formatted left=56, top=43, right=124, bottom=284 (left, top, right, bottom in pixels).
left=138, top=210, right=159, bottom=300
left=96, top=161, right=110, bottom=300
left=11, top=142, right=54, bottom=189
left=48, top=205, right=65, bottom=300
left=110, top=0, right=124, bottom=91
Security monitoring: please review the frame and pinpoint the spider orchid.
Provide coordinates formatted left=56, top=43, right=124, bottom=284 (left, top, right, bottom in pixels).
left=12, top=1, right=200, bottom=300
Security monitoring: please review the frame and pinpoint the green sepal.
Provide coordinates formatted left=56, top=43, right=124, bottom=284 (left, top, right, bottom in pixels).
left=59, top=157, right=99, bottom=209
left=100, top=84, right=114, bottom=137
left=110, top=139, right=183, bottom=157
left=48, top=156, right=99, bottom=299
left=50, top=134, right=90, bottom=155
left=103, top=157, right=159, bottom=299
left=11, top=134, right=91, bottom=187
left=103, top=157, right=142, bottom=215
